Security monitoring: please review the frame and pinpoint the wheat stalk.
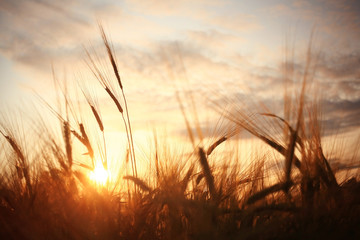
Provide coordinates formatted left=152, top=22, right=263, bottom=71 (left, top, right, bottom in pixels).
left=96, top=24, right=137, bottom=179
left=246, top=181, right=292, bottom=205
left=71, top=123, right=95, bottom=169
left=99, top=24, right=123, bottom=90
left=198, top=147, right=217, bottom=201
left=0, top=130, right=32, bottom=197
left=207, top=136, right=227, bottom=156
left=123, top=176, right=152, bottom=192
left=63, top=121, right=73, bottom=169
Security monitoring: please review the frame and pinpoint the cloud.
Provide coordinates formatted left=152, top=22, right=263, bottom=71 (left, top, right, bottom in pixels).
left=269, top=0, right=360, bottom=49
left=126, top=0, right=260, bottom=34
left=321, top=99, right=360, bottom=134
left=0, top=0, right=359, bottom=141
left=185, top=29, right=246, bottom=57
left=0, top=0, right=122, bottom=71
left=317, top=51, right=360, bottom=79
left=125, top=0, right=222, bottom=17
left=204, top=12, right=260, bottom=33
left=315, top=51, right=360, bottom=102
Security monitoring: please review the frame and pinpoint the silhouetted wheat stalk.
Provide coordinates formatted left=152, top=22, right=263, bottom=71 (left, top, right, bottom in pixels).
left=83, top=25, right=137, bottom=179
left=71, top=123, right=95, bottom=169
left=198, top=147, right=217, bottom=201
left=99, top=24, right=138, bottom=177
left=0, top=129, right=32, bottom=198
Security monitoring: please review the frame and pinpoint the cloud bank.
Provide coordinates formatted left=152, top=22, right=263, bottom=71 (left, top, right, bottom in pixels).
left=0, top=0, right=359, bottom=139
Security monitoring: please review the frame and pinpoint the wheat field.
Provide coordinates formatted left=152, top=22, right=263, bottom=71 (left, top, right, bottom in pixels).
left=0, top=26, right=359, bottom=240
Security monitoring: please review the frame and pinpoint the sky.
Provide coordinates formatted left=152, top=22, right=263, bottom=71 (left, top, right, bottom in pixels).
left=0, top=0, right=360, bottom=166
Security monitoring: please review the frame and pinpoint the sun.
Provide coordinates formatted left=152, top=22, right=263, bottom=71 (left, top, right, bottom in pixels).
left=89, top=163, right=110, bottom=186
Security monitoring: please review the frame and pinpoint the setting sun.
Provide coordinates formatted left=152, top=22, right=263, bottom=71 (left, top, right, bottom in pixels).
left=89, top=163, right=110, bottom=186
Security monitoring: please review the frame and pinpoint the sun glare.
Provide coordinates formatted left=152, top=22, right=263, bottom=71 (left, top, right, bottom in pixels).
left=89, top=163, right=109, bottom=186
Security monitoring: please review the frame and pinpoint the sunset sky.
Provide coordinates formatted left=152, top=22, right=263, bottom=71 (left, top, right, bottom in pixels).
left=0, top=0, right=359, bottom=164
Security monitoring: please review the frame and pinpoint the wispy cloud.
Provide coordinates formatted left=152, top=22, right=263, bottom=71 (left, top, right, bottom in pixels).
left=321, top=99, right=360, bottom=134
left=0, top=0, right=96, bottom=68
left=0, top=0, right=359, bottom=139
